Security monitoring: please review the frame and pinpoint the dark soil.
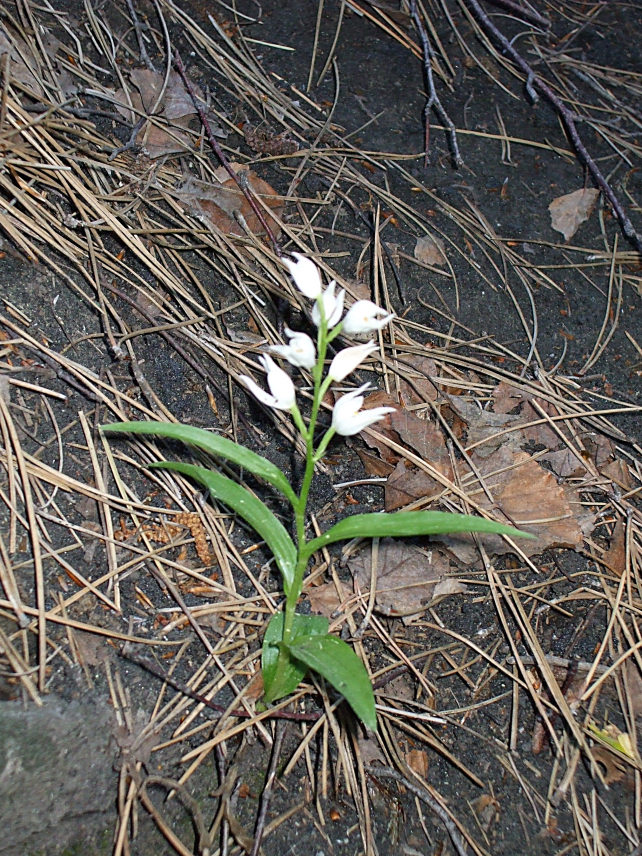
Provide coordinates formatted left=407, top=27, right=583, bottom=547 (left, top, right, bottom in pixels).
left=0, top=1, right=640, bottom=855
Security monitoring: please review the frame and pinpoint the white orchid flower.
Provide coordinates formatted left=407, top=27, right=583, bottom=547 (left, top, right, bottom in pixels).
left=341, top=300, right=394, bottom=335
left=283, top=253, right=322, bottom=299
left=331, top=383, right=396, bottom=436
left=311, top=280, right=345, bottom=329
left=239, top=354, right=296, bottom=411
left=328, top=341, right=378, bottom=382
left=270, top=327, right=316, bottom=369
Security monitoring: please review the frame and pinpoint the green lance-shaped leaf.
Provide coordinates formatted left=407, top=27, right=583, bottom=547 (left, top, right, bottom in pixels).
left=301, top=510, right=534, bottom=561
left=262, top=612, right=328, bottom=703
left=284, top=633, right=377, bottom=731
left=148, top=461, right=297, bottom=595
left=103, top=421, right=297, bottom=507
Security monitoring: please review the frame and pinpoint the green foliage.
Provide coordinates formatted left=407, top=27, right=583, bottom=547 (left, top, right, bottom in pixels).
left=103, top=271, right=534, bottom=732
left=302, top=510, right=534, bottom=560
left=103, top=421, right=297, bottom=505
left=284, top=633, right=377, bottom=731
left=262, top=612, right=328, bottom=702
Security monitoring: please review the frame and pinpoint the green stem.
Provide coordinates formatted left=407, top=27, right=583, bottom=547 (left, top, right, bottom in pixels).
left=281, top=297, right=329, bottom=644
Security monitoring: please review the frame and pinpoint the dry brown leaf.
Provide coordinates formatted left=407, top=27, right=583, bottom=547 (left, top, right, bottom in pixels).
left=491, top=382, right=562, bottom=451
left=472, top=794, right=500, bottom=831
left=114, top=69, right=226, bottom=157
left=603, top=520, right=627, bottom=576
left=358, top=733, right=387, bottom=766
left=622, top=660, right=642, bottom=719
left=577, top=432, right=614, bottom=468
left=306, top=580, right=345, bottom=617
left=414, top=232, right=447, bottom=267
left=363, top=391, right=452, bottom=477
left=349, top=539, right=452, bottom=622
left=438, top=447, right=594, bottom=563
left=447, top=392, right=523, bottom=455
left=176, top=168, right=283, bottom=238
left=243, top=670, right=264, bottom=702
left=548, top=188, right=599, bottom=241
left=431, top=577, right=468, bottom=601
left=590, top=746, right=627, bottom=786
left=385, top=460, right=445, bottom=510
left=540, top=447, right=585, bottom=479
left=73, top=630, right=109, bottom=667
left=405, top=749, right=429, bottom=778
left=0, top=30, right=47, bottom=96
left=356, top=448, right=395, bottom=479
left=599, top=457, right=633, bottom=489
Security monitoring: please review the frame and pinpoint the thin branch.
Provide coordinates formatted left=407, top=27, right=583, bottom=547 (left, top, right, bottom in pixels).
left=410, top=0, right=463, bottom=167
left=463, top=0, right=642, bottom=252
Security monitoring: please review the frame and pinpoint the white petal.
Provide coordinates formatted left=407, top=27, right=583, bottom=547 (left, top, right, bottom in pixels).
left=341, top=300, right=394, bottom=335
left=332, top=383, right=395, bottom=436
left=341, top=406, right=396, bottom=435
left=327, top=286, right=345, bottom=328
left=239, top=374, right=279, bottom=409
left=328, top=342, right=378, bottom=382
left=270, top=328, right=317, bottom=369
left=283, top=253, right=322, bottom=299
left=311, top=281, right=345, bottom=329
left=260, top=354, right=296, bottom=409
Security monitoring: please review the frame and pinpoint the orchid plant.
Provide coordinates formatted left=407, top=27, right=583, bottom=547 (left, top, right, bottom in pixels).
left=103, top=254, right=532, bottom=731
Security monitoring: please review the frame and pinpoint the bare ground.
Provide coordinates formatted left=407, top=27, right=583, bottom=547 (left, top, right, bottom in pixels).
left=0, top=1, right=641, bottom=855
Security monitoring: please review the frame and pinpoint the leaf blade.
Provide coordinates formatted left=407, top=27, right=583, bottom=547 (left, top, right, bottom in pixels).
left=302, top=510, right=533, bottom=560
left=149, top=461, right=297, bottom=593
left=285, top=634, right=377, bottom=731
left=102, top=421, right=297, bottom=506
left=262, top=612, right=328, bottom=702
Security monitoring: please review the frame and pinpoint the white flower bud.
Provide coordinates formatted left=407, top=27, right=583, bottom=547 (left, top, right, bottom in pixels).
left=328, top=342, right=378, bottom=382
left=331, top=383, right=396, bottom=436
left=283, top=253, right=322, bottom=299
left=239, top=354, right=296, bottom=411
left=270, top=328, right=317, bottom=369
left=311, top=281, right=345, bottom=329
left=341, top=300, right=394, bottom=335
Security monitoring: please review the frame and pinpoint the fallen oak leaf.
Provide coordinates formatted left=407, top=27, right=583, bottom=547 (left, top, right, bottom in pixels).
left=385, top=459, right=445, bottom=511
left=306, top=580, right=346, bottom=618
left=446, top=392, right=523, bottom=456
left=362, top=390, right=452, bottom=479
left=176, top=168, right=283, bottom=238
left=397, top=354, right=439, bottom=407
left=492, top=382, right=562, bottom=451
left=114, top=69, right=226, bottom=157
left=437, top=447, right=595, bottom=563
left=540, top=447, right=586, bottom=479
left=356, top=447, right=395, bottom=479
